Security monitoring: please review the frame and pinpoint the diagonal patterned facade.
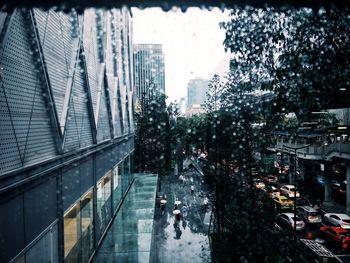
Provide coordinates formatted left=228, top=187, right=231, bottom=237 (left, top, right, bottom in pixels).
left=0, top=8, right=136, bottom=263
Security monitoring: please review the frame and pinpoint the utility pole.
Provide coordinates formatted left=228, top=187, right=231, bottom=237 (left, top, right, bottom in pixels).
left=282, top=144, right=310, bottom=233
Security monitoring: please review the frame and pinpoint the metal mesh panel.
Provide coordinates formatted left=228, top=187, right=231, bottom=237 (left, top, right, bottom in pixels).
left=0, top=10, right=57, bottom=174
left=128, top=91, right=134, bottom=133
left=109, top=77, right=122, bottom=138
left=96, top=81, right=111, bottom=142
left=116, top=83, right=124, bottom=137
left=64, top=58, right=94, bottom=151
left=32, top=10, right=71, bottom=121
left=83, top=9, right=99, bottom=115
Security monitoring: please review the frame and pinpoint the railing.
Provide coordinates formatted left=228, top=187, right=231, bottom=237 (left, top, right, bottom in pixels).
left=274, top=140, right=350, bottom=160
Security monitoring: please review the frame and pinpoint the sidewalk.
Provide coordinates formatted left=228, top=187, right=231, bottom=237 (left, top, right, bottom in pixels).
left=93, top=174, right=158, bottom=263
left=150, top=164, right=212, bottom=263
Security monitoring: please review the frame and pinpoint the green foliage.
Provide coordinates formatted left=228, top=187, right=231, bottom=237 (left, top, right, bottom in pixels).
left=221, top=7, right=350, bottom=116
left=134, top=93, right=171, bottom=175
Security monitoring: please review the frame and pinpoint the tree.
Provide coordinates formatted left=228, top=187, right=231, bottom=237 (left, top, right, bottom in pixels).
left=134, top=92, right=171, bottom=175
left=221, top=7, right=350, bottom=118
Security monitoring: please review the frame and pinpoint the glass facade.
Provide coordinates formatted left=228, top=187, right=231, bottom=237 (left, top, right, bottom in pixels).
left=64, top=203, right=81, bottom=262
left=113, top=163, right=123, bottom=209
left=64, top=189, right=94, bottom=263
left=80, top=191, right=94, bottom=263
left=59, top=154, right=133, bottom=263
left=96, top=172, right=112, bottom=240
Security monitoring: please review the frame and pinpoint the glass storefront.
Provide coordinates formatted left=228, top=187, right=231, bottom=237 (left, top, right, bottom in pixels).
left=113, top=163, right=123, bottom=210
left=64, top=203, right=81, bottom=262
left=64, top=189, right=94, bottom=263
left=96, top=172, right=112, bottom=240
left=63, top=154, right=134, bottom=261
left=80, top=191, right=94, bottom=263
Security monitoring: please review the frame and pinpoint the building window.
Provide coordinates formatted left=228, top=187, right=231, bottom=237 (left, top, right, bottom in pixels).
left=64, top=203, right=81, bottom=262
left=113, top=163, right=122, bottom=209
left=64, top=189, right=94, bottom=263
left=80, top=190, right=94, bottom=262
left=96, top=172, right=112, bottom=239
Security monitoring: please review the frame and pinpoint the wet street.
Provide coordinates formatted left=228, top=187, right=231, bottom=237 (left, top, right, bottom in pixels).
left=151, top=164, right=212, bottom=263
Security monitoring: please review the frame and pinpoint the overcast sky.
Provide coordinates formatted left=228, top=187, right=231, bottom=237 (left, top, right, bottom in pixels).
left=132, top=7, right=231, bottom=103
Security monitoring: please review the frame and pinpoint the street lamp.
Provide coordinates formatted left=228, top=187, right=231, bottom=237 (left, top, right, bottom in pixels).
left=282, top=144, right=310, bottom=233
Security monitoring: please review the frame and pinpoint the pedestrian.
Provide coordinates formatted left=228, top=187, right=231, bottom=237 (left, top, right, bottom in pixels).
left=160, top=195, right=167, bottom=215
left=191, top=185, right=194, bottom=195
left=175, top=212, right=181, bottom=222
left=181, top=204, right=188, bottom=217
left=203, top=197, right=208, bottom=206
left=179, top=174, right=183, bottom=183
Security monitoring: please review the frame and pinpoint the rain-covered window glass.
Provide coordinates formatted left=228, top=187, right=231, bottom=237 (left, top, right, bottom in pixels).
left=113, top=163, right=123, bottom=208
left=0, top=1, right=350, bottom=263
left=64, top=204, right=80, bottom=261
left=96, top=172, right=112, bottom=236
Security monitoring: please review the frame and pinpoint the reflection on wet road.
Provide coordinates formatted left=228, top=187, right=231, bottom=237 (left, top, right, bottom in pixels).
left=152, top=166, right=211, bottom=263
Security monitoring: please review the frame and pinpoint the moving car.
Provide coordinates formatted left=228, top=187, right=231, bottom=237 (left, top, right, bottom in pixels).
left=273, top=196, right=293, bottom=209
left=323, top=213, right=350, bottom=229
left=320, top=226, right=350, bottom=249
left=276, top=213, right=305, bottom=231
left=280, top=184, right=300, bottom=198
left=296, top=206, right=322, bottom=224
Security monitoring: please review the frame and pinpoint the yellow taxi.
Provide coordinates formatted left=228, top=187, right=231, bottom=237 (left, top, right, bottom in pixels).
left=273, top=196, right=293, bottom=209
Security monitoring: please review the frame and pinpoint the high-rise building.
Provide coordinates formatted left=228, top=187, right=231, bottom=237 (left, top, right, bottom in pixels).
left=133, top=44, right=165, bottom=110
left=179, top=97, right=187, bottom=116
left=0, top=8, right=135, bottom=262
left=187, top=78, right=209, bottom=107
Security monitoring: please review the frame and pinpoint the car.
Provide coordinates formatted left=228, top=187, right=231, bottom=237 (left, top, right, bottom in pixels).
left=263, top=175, right=278, bottom=184
left=276, top=213, right=305, bottom=231
left=280, top=184, right=300, bottom=198
left=324, top=213, right=350, bottom=229
left=296, top=197, right=312, bottom=207
left=320, top=226, right=350, bottom=249
left=273, top=196, right=293, bottom=209
left=254, top=179, right=265, bottom=189
left=266, top=185, right=280, bottom=198
left=296, top=206, right=322, bottom=224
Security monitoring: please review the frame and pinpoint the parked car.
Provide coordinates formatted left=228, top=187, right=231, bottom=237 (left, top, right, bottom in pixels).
left=276, top=213, right=305, bottom=231
left=320, top=226, right=350, bottom=249
left=280, top=184, right=300, bottom=198
left=254, top=179, right=265, bottom=189
left=266, top=185, right=280, bottom=198
left=324, top=213, right=350, bottom=229
left=263, top=175, right=278, bottom=184
left=273, top=196, right=293, bottom=209
left=296, top=197, right=312, bottom=207
left=296, top=206, right=322, bottom=224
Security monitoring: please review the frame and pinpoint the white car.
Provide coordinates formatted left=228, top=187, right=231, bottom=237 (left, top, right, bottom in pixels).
left=280, top=185, right=300, bottom=198
left=324, top=213, right=350, bottom=229
left=276, top=213, right=305, bottom=231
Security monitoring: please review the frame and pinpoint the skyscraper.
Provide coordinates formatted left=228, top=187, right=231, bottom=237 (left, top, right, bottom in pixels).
left=187, top=78, right=209, bottom=107
left=133, top=44, right=165, bottom=110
